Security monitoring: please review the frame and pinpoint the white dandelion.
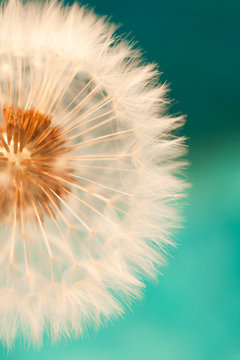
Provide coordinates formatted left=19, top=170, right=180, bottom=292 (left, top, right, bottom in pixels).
left=0, top=0, right=186, bottom=348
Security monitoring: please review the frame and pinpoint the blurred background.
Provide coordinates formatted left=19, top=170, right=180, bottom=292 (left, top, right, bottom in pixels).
left=1, top=0, right=239, bottom=359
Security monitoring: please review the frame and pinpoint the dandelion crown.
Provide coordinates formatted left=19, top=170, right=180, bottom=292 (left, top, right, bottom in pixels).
left=0, top=0, right=186, bottom=347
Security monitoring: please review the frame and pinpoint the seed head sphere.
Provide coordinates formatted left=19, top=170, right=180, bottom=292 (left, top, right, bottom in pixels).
left=0, top=0, right=186, bottom=347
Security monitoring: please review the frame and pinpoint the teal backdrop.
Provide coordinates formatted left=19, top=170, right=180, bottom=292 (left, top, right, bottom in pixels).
left=1, top=0, right=239, bottom=359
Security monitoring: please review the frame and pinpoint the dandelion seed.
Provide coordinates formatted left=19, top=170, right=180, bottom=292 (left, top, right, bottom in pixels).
left=0, top=0, right=186, bottom=347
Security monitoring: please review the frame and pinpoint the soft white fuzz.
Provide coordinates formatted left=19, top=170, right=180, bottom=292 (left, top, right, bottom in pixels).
left=0, top=0, right=186, bottom=347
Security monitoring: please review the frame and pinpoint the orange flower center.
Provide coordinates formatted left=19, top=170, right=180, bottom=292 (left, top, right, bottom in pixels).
left=0, top=106, right=73, bottom=226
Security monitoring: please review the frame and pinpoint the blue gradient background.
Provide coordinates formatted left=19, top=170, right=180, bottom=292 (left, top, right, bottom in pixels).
left=1, top=0, right=239, bottom=359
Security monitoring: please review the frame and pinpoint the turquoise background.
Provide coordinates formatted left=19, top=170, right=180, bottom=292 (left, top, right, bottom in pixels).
left=1, top=0, right=239, bottom=359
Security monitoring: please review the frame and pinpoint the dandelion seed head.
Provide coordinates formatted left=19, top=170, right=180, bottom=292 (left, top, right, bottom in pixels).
left=0, top=0, right=187, bottom=348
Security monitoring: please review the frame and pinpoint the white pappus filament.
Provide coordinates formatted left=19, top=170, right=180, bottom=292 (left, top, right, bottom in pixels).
left=0, top=0, right=186, bottom=348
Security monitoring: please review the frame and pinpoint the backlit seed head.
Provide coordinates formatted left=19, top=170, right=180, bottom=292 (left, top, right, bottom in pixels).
left=0, top=0, right=186, bottom=348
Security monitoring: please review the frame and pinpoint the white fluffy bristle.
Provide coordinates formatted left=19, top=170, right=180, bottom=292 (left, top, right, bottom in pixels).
left=0, top=0, right=186, bottom=348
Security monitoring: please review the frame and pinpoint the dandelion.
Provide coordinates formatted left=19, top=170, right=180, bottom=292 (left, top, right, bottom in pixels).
left=0, top=0, right=186, bottom=348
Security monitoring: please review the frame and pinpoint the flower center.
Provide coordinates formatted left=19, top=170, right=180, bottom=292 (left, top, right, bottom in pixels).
left=0, top=106, right=72, bottom=226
